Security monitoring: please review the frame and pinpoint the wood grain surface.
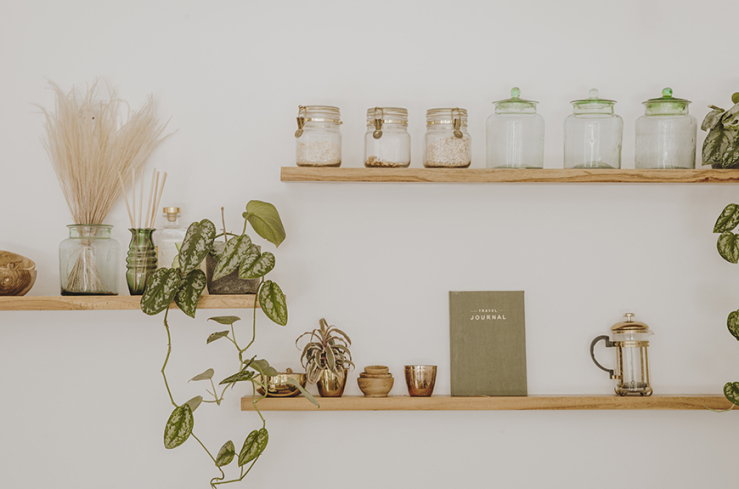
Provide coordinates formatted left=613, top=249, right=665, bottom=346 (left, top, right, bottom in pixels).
left=0, top=294, right=258, bottom=311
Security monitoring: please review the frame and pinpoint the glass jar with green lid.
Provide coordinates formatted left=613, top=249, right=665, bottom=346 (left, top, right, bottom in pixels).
left=564, top=89, right=623, bottom=169
left=635, top=88, right=697, bottom=169
left=486, top=87, right=545, bottom=168
left=364, top=107, right=411, bottom=167
left=294, top=105, right=342, bottom=167
left=424, top=108, right=471, bottom=168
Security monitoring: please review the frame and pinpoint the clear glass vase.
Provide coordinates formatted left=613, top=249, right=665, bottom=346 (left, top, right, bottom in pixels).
left=126, top=228, right=157, bottom=295
left=59, top=224, right=120, bottom=295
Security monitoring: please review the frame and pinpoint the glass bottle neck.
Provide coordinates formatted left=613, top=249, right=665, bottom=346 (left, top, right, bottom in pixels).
left=163, top=216, right=181, bottom=229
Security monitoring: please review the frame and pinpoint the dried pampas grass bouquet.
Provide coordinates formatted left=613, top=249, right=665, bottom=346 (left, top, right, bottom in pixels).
left=40, top=81, right=169, bottom=295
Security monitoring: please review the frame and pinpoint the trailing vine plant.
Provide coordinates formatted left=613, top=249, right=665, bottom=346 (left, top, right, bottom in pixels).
left=140, top=201, right=317, bottom=487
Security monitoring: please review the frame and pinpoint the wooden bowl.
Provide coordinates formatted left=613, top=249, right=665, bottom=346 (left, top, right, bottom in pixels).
left=0, top=251, right=36, bottom=296
left=357, top=377, right=394, bottom=397
left=359, top=372, right=392, bottom=379
left=364, top=365, right=389, bottom=375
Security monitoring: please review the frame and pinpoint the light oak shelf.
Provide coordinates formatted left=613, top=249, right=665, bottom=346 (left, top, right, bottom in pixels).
left=0, top=294, right=258, bottom=311
left=281, top=167, right=739, bottom=184
left=240, top=395, right=732, bottom=411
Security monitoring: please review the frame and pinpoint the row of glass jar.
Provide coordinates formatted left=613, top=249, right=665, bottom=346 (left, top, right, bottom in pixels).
left=294, top=87, right=698, bottom=169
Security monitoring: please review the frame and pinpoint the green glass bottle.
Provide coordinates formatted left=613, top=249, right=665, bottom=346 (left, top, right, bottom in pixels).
left=126, top=228, right=157, bottom=295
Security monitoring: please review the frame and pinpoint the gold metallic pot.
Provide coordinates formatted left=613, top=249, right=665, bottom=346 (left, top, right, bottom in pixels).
left=405, top=365, right=437, bottom=397
left=317, top=368, right=348, bottom=397
left=255, top=368, right=307, bottom=397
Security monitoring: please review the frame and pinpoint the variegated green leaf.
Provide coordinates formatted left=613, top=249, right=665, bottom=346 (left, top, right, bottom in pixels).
left=702, top=106, right=725, bottom=131
left=208, top=316, right=241, bottom=325
left=250, top=359, right=279, bottom=377
left=728, top=311, right=739, bottom=341
left=174, top=269, right=206, bottom=318
left=259, top=280, right=287, bottom=326
left=714, top=204, right=739, bottom=233
left=724, top=382, right=739, bottom=406
left=216, top=440, right=236, bottom=467
left=190, top=368, right=214, bottom=381
left=163, top=404, right=193, bottom=449
left=237, top=246, right=261, bottom=279
left=213, top=234, right=253, bottom=281
left=239, top=251, right=275, bottom=279
left=219, top=370, right=255, bottom=385
left=244, top=201, right=286, bottom=247
left=721, top=128, right=739, bottom=168
left=722, top=103, right=739, bottom=128
left=185, top=395, right=203, bottom=413
left=209, top=241, right=225, bottom=263
left=238, top=428, right=268, bottom=467
left=703, top=126, right=733, bottom=167
left=179, top=220, right=216, bottom=276
left=717, top=232, right=739, bottom=263
left=141, top=268, right=181, bottom=316
left=207, top=331, right=230, bottom=344
left=285, top=377, right=319, bottom=407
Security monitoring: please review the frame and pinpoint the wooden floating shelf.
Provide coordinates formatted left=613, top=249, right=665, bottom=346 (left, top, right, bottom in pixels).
left=281, top=167, right=739, bottom=184
left=0, top=294, right=258, bottom=311
left=241, top=395, right=732, bottom=411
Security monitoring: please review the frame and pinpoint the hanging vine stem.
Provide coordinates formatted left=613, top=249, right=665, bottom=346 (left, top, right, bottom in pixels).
left=161, top=308, right=177, bottom=408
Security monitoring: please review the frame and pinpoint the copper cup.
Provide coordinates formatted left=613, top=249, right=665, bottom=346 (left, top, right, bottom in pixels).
left=404, top=365, right=437, bottom=397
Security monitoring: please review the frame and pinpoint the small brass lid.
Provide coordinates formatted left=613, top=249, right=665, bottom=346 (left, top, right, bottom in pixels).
left=610, top=313, right=651, bottom=332
left=163, top=207, right=180, bottom=215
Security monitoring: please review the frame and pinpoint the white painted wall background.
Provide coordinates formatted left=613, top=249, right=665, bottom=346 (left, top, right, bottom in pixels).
left=1, top=0, right=738, bottom=487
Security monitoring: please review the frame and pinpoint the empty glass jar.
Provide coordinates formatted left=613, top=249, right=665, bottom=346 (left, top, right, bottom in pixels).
left=486, top=88, right=545, bottom=168
left=424, top=108, right=471, bottom=168
left=564, top=89, right=623, bottom=169
left=635, top=88, right=697, bottom=169
left=294, top=105, right=342, bottom=167
left=364, top=107, right=411, bottom=167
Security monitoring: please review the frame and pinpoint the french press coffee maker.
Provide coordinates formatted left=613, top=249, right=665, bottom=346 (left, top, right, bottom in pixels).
left=590, top=313, right=653, bottom=396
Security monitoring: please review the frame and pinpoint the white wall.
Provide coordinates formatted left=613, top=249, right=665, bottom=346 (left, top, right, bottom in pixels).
left=2, top=0, right=738, bottom=487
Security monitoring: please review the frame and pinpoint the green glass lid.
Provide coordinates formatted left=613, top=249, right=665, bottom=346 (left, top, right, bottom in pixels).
left=571, top=88, right=616, bottom=107
left=643, top=87, right=690, bottom=115
left=493, top=87, right=538, bottom=113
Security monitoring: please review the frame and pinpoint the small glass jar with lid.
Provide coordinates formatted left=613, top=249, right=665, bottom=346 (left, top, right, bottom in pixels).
left=486, top=87, right=545, bottom=168
left=564, top=89, right=623, bottom=169
left=294, top=105, right=342, bottom=167
left=424, top=108, right=471, bottom=168
left=364, top=107, right=411, bottom=167
left=635, top=88, right=697, bottom=169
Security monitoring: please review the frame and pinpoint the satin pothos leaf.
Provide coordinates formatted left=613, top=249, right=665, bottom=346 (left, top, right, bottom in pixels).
left=259, top=280, right=287, bottom=326
left=179, top=219, right=216, bottom=276
left=239, top=250, right=275, bottom=279
left=724, top=382, right=739, bottom=406
left=185, top=395, right=203, bottom=413
left=175, top=269, right=206, bottom=318
left=141, top=268, right=181, bottom=315
left=702, top=105, right=725, bottom=131
left=208, top=316, right=241, bottom=325
left=238, top=428, right=268, bottom=466
left=714, top=204, right=739, bottom=233
left=703, top=125, right=733, bottom=167
left=163, top=404, right=193, bottom=449
left=728, top=311, right=739, bottom=341
left=219, top=370, right=255, bottom=386
left=213, top=234, right=252, bottom=281
left=207, top=331, right=230, bottom=344
left=244, top=201, right=286, bottom=247
left=717, top=232, right=739, bottom=263
left=250, top=359, right=279, bottom=378
left=190, top=369, right=215, bottom=382
left=216, top=440, right=236, bottom=467
left=285, top=377, right=320, bottom=407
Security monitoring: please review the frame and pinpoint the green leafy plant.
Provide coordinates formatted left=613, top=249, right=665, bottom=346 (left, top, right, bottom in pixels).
left=140, top=200, right=316, bottom=488
left=702, top=92, right=739, bottom=169
left=711, top=203, right=739, bottom=410
left=296, top=318, right=355, bottom=383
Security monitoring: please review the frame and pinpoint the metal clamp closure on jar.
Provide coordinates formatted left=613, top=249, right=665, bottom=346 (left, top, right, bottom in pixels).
left=426, top=107, right=468, bottom=137
left=367, top=107, right=409, bottom=140
left=295, top=105, right=342, bottom=138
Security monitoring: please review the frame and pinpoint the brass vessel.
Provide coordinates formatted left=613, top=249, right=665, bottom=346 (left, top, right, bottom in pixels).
left=317, top=368, right=348, bottom=397
left=255, top=368, right=307, bottom=397
left=405, top=365, right=437, bottom=397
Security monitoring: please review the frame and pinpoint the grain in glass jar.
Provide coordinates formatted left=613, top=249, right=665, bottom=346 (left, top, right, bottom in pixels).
left=364, top=107, right=411, bottom=167
left=635, top=88, right=696, bottom=169
left=424, top=108, right=471, bottom=168
left=294, top=105, right=342, bottom=167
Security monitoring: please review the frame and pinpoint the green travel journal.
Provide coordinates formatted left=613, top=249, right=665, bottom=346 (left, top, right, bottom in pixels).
left=449, top=291, right=527, bottom=396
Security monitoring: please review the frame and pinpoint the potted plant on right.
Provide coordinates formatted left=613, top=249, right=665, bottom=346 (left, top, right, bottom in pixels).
left=296, top=318, right=355, bottom=397
left=701, top=92, right=739, bottom=168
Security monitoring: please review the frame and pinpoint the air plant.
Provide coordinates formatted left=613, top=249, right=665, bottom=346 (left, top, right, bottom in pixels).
left=296, top=318, right=355, bottom=383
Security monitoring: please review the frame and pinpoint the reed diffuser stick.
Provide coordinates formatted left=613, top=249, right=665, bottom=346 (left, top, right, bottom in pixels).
left=149, top=172, right=160, bottom=229
left=131, top=168, right=137, bottom=228
left=138, top=167, right=144, bottom=229
left=152, top=172, right=167, bottom=229
left=145, top=168, right=156, bottom=230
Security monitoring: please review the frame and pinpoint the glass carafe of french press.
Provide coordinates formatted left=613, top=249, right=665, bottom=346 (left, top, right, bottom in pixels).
left=590, top=313, right=653, bottom=396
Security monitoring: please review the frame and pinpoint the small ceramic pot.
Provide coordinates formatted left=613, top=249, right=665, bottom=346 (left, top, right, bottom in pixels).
left=358, top=377, right=394, bottom=397
left=205, top=242, right=260, bottom=294
left=317, top=368, right=349, bottom=397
